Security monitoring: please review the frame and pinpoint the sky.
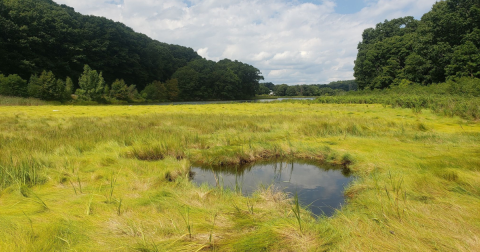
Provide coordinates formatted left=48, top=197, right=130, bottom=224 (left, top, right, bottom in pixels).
left=53, top=0, right=438, bottom=84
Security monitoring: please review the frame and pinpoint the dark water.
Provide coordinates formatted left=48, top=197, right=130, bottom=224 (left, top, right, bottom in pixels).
left=190, top=160, right=353, bottom=217
left=153, top=97, right=315, bottom=106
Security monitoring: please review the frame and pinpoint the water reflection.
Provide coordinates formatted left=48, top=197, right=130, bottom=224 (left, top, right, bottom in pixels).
left=153, top=97, right=315, bottom=106
left=190, top=160, right=352, bottom=217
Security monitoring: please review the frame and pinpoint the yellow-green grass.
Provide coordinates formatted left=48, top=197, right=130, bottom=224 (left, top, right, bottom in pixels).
left=0, top=103, right=479, bottom=251
left=0, top=95, right=48, bottom=106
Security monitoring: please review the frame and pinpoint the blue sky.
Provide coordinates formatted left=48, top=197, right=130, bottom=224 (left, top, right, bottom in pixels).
left=55, top=0, right=438, bottom=84
left=334, top=0, right=369, bottom=14
left=297, top=0, right=368, bottom=14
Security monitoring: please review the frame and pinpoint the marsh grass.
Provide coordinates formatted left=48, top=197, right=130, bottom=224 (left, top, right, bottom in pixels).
left=0, top=103, right=479, bottom=251
left=291, top=192, right=303, bottom=233
left=107, top=172, right=118, bottom=203
left=180, top=206, right=193, bottom=239
left=315, top=93, right=480, bottom=120
left=0, top=95, right=48, bottom=106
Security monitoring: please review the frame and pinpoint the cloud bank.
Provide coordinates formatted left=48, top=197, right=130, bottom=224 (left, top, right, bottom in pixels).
left=54, top=0, right=437, bottom=84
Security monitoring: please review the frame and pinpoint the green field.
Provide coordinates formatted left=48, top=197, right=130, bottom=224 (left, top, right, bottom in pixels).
left=1, top=102, right=479, bottom=251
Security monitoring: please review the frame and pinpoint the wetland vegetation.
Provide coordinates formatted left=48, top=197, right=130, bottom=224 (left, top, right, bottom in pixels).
left=1, top=102, right=479, bottom=251
left=1, top=0, right=480, bottom=251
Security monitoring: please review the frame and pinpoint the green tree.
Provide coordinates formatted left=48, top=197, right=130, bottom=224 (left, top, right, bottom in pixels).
left=172, top=66, right=200, bottom=101
left=65, top=77, right=74, bottom=100
left=110, top=79, right=129, bottom=101
left=0, top=74, right=28, bottom=97
left=446, top=41, right=480, bottom=78
left=75, top=65, right=105, bottom=101
left=141, top=80, right=167, bottom=101
left=256, top=83, right=270, bottom=95
left=126, top=84, right=139, bottom=102
left=404, top=53, right=430, bottom=84
left=262, top=82, right=275, bottom=90
left=307, top=85, right=320, bottom=96
left=165, top=79, right=180, bottom=101
left=354, top=0, right=480, bottom=89
left=217, top=59, right=263, bottom=99
left=274, top=84, right=288, bottom=96
left=285, top=86, right=297, bottom=96
left=211, top=68, right=241, bottom=100
left=319, top=87, right=335, bottom=96
left=27, top=71, right=66, bottom=101
left=0, top=0, right=200, bottom=89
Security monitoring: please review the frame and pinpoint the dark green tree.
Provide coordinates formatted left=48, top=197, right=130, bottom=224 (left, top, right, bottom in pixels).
left=0, top=74, right=28, bottom=97
left=172, top=66, right=201, bottom=101
left=285, top=86, right=297, bottom=96
left=0, top=0, right=200, bottom=89
left=27, top=70, right=67, bottom=101
left=165, top=79, right=180, bottom=101
left=354, top=0, right=480, bottom=89
left=446, top=41, right=480, bottom=78
left=210, top=68, right=241, bottom=100
left=141, top=80, right=167, bottom=101
left=262, top=82, right=275, bottom=90
left=256, top=83, right=271, bottom=95
left=110, top=79, right=130, bottom=101
left=274, top=84, right=288, bottom=96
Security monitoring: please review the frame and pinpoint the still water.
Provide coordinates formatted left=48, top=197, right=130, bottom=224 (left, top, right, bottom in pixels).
left=191, top=160, right=353, bottom=217
left=154, top=97, right=315, bottom=106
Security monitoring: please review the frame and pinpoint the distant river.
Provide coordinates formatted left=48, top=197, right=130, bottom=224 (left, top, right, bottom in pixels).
left=151, top=97, right=316, bottom=106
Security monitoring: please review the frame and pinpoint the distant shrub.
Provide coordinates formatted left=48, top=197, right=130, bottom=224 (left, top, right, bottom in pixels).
left=446, top=77, right=480, bottom=97
left=0, top=74, right=28, bottom=97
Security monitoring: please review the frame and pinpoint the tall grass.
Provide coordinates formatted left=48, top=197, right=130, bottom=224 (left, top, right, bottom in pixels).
left=0, top=158, right=45, bottom=189
left=313, top=79, right=480, bottom=120
left=0, top=95, right=48, bottom=106
left=1, top=109, right=399, bottom=190
left=291, top=192, right=303, bottom=233
left=316, top=94, right=480, bottom=120
left=0, top=103, right=479, bottom=251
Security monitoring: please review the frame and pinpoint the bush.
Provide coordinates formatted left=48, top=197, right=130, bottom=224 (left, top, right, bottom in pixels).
left=446, top=77, right=480, bottom=97
left=0, top=74, right=28, bottom=97
left=28, top=71, right=70, bottom=101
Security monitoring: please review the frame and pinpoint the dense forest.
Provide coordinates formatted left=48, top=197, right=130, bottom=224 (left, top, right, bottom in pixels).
left=257, top=80, right=358, bottom=96
left=0, top=0, right=263, bottom=102
left=354, top=0, right=480, bottom=89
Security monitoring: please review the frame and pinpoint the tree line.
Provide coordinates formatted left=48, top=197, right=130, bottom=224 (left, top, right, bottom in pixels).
left=354, top=0, right=480, bottom=90
left=0, top=0, right=263, bottom=102
left=256, top=80, right=358, bottom=96
left=0, top=61, right=263, bottom=103
left=0, top=65, right=143, bottom=103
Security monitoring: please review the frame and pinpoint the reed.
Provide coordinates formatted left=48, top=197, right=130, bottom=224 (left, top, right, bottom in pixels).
left=180, top=206, right=192, bottom=239
left=291, top=192, right=303, bottom=233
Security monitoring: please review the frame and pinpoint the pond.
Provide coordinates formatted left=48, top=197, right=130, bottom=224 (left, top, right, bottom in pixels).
left=190, top=160, right=353, bottom=217
left=153, top=97, right=316, bottom=106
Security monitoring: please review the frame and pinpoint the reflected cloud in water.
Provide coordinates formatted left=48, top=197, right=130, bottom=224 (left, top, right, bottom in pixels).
left=191, top=160, right=353, bottom=217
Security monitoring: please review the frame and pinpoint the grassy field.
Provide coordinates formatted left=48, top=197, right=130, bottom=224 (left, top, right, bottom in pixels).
left=0, top=95, right=49, bottom=106
left=0, top=102, right=479, bottom=251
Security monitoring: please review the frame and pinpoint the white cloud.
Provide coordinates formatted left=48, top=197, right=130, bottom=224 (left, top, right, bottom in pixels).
left=54, top=0, right=437, bottom=84
left=196, top=47, right=209, bottom=58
